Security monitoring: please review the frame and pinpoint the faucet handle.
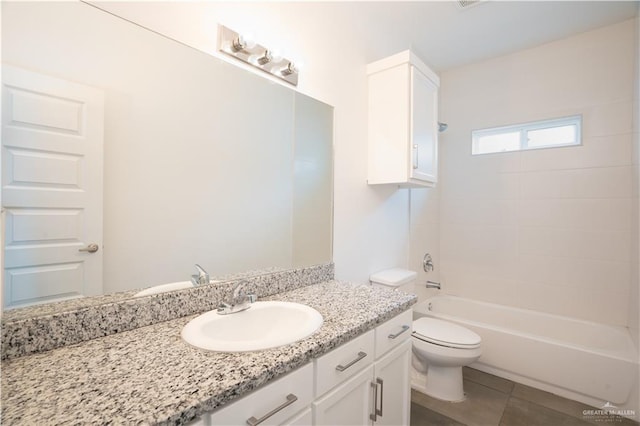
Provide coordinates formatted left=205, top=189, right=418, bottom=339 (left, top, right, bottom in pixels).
left=192, top=264, right=210, bottom=286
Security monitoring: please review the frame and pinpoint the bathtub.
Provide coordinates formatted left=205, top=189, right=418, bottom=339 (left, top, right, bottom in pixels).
left=413, top=295, right=639, bottom=407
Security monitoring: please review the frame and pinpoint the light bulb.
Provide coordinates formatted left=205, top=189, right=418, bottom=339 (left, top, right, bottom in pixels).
left=270, top=49, right=283, bottom=63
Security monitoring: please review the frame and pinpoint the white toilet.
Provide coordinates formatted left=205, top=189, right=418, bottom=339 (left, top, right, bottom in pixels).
left=369, top=268, right=482, bottom=402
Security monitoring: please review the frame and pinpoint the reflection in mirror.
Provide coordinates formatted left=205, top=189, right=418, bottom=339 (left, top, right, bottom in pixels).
left=1, top=2, right=333, bottom=311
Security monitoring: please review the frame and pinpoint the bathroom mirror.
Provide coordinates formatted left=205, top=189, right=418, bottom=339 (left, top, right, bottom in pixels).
left=1, top=2, right=333, bottom=311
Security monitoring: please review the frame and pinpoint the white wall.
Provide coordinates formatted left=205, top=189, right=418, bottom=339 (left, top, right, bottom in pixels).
left=631, top=15, right=640, bottom=351
left=409, top=187, right=441, bottom=302
left=437, top=20, right=636, bottom=327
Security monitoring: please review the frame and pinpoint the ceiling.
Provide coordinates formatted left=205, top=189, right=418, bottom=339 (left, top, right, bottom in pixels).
left=93, top=1, right=638, bottom=72
left=356, top=0, right=639, bottom=70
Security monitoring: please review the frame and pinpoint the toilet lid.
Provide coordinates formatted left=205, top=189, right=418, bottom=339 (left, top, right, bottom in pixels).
left=413, top=318, right=481, bottom=349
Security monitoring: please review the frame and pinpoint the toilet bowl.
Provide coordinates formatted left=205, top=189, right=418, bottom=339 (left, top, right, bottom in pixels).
left=369, top=268, right=482, bottom=402
left=411, top=317, right=481, bottom=402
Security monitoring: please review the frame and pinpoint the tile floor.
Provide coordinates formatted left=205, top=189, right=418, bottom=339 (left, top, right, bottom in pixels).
left=410, top=367, right=639, bottom=426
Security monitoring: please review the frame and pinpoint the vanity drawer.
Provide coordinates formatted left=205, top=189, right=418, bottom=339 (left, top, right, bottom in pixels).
left=209, top=363, right=313, bottom=426
left=375, top=309, right=413, bottom=358
left=314, top=329, right=375, bottom=397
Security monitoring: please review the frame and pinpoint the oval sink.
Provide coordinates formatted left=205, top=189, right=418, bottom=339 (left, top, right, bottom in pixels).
left=181, top=301, right=323, bottom=352
left=133, top=279, right=222, bottom=297
left=133, top=281, right=193, bottom=297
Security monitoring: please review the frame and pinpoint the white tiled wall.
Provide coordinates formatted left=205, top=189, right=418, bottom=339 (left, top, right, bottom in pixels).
left=435, top=19, right=636, bottom=326
left=409, top=187, right=441, bottom=302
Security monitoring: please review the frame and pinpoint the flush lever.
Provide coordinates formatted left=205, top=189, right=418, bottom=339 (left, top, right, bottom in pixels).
left=78, top=243, right=99, bottom=253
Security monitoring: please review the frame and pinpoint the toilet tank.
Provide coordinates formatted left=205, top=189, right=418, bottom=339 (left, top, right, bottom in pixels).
left=370, top=268, right=417, bottom=291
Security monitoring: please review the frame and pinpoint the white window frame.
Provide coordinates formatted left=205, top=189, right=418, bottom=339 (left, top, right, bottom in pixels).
left=472, top=115, right=582, bottom=155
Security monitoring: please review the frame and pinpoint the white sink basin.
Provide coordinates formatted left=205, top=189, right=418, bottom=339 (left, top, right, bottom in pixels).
left=133, top=279, right=222, bottom=297
left=181, top=301, right=323, bottom=352
left=133, top=281, right=193, bottom=297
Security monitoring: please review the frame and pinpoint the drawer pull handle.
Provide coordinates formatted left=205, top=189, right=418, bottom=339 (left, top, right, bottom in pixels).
left=246, top=393, right=298, bottom=426
left=388, top=325, right=410, bottom=339
left=335, top=351, right=367, bottom=372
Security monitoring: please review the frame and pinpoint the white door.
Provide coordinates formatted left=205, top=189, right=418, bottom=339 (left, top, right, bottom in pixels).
left=2, top=65, right=104, bottom=309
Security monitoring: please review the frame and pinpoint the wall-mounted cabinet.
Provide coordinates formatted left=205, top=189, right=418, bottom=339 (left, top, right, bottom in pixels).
left=367, top=50, right=440, bottom=188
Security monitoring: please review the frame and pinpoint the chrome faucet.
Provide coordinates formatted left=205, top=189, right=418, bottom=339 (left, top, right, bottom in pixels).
left=426, top=280, right=441, bottom=290
left=217, top=281, right=257, bottom=315
left=191, top=264, right=210, bottom=286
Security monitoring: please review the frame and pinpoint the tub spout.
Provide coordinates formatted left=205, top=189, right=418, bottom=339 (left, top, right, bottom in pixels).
left=426, top=281, right=441, bottom=290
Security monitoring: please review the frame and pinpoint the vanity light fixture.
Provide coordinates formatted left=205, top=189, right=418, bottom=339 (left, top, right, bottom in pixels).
left=218, top=25, right=299, bottom=86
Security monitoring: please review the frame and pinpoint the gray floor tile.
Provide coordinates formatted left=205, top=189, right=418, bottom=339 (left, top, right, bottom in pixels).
left=463, top=367, right=515, bottom=395
left=499, top=397, right=594, bottom=426
left=511, top=383, right=593, bottom=421
left=416, top=369, right=639, bottom=426
left=511, top=383, right=639, bottom=426
left=411, top=402, right=466, bottom=426
left=412, top=381, right=510, bottom=426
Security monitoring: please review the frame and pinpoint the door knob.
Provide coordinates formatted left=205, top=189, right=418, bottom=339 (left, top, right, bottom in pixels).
left=79, top=243, right=99, bottom=253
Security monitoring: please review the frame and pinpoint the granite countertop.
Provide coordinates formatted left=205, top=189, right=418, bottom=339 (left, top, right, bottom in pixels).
left=1, top=280, right=416, bottom=425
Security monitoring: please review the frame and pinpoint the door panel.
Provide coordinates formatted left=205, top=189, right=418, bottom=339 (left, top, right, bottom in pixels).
left=410, top=66, right=438, bottom=184
left=374, top=340, right=412, bottom=426
left=2, top=65, right=104, bottom=308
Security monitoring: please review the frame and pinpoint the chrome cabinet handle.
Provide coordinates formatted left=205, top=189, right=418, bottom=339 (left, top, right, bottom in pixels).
left=388, top=325, right=410, bottom=339
left=335, top=351, right=367, bottom=372
left=413, top=144, right=419, bottom=169
left=370, top=377, right=384, bottom=421
left=246, top=393, right=297, bottom=426
left=370, top=381, right=378, bottom=421
left=376, top=377, right=384, bottom=417
left=78, top=243, right=99, bottom=253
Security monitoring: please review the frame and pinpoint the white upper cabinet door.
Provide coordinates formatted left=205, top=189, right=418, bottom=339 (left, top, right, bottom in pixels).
left=410, top=66, right=438, bottom=185
left=2, top=65, right=104, bottom=308
left=367, top=50, right=439, bottom=188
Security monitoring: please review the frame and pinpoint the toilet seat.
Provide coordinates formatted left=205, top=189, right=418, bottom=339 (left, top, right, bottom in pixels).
left=412, top=317, right=481, bottom=349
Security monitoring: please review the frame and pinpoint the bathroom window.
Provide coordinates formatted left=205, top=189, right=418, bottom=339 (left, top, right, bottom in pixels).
left=472, top=115, right=582, bottom=155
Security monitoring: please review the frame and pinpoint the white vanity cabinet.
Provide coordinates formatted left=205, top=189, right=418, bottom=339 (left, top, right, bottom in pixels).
left=367, top=50, right=440, bottom=188
left=313, top=309, right=413, bottom=426
left=189, top=310, right=412, bottom=426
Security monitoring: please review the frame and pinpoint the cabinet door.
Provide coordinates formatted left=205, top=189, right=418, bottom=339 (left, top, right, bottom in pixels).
left=373, top=340, right=412, bottom=426
left=410, top=66, right=438, bottom=185
left=313, top=364, right=375, bottom=426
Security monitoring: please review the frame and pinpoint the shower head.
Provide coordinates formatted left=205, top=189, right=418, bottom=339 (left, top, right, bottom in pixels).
left=438, top=122, right=448, bottom=133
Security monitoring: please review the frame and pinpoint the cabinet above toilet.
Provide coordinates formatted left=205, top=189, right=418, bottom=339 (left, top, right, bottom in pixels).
left=367, top=50, right=440, bottom=188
